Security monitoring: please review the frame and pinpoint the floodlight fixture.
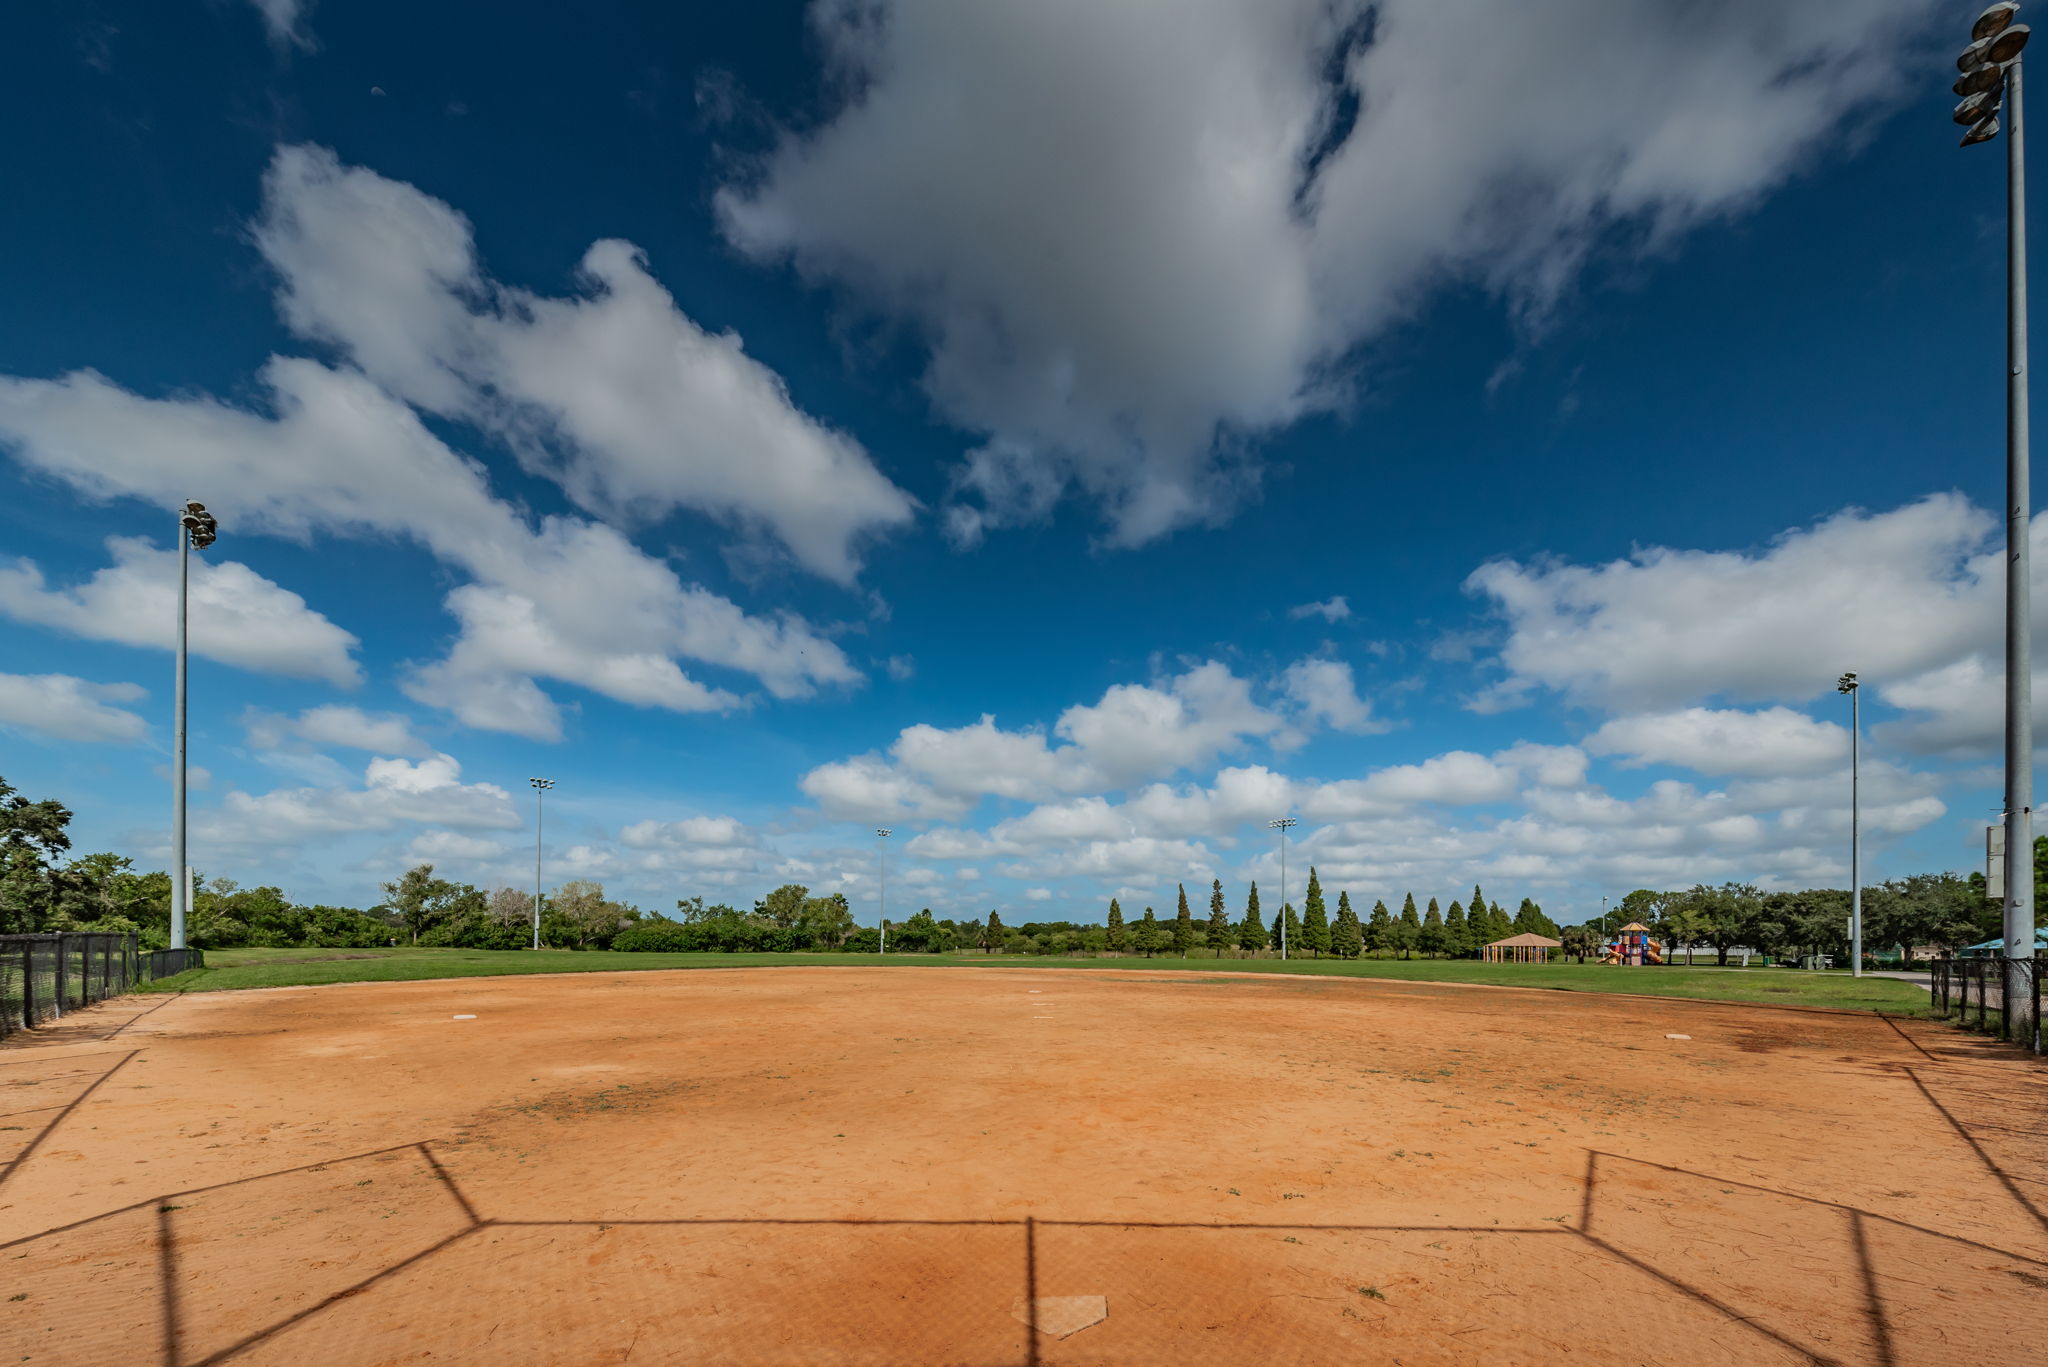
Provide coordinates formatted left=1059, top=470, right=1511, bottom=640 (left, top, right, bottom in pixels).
left=1962, top=35, right=1998, bottom=70
left=1958, top=90, right=2002, bottom=125
left=1978, top=2, right=2022, bottom=41
left=181, top=499, right=218, bottom=550
left=1991, top=22, right=2032, bottom=62
left=1964, top=114, right=2004, bottom=145
left=1957, top=62, right=2007, bottom=97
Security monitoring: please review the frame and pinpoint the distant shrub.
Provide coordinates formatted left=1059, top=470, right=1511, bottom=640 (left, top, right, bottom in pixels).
left=612, top=920, right=698, bottom=953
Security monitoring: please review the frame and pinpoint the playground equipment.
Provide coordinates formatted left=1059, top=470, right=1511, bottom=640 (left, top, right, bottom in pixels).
left=1599, top=921, right=1664, bottom=966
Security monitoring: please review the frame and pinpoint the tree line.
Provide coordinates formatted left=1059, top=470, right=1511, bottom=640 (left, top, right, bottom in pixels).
left=0, top=775, right=2015, bottom=964
left=1579, top=877, right=2005, bottom=966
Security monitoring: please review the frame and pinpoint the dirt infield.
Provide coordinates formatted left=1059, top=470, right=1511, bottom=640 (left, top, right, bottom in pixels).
left=2, top=966, right=2043, bottom=1365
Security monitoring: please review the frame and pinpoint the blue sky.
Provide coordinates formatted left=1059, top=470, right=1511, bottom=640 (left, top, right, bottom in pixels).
left=0, top=0, right=2030, bottom=924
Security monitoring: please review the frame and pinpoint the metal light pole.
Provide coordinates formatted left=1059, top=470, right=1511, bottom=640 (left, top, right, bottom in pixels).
left=1839, top=674, right=1862, bottom=977
left=529, top=778, right=553, bottom=949
left=876, top=828, right=891, bottom=954
left=1954, top=4, right=2037, bottom=1040
left=170, top=499, right=217, bottom=952
left=1268, top=817, right=1296, bottom=960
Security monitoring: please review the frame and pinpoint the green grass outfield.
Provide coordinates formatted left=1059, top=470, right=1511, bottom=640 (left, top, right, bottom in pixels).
left=140, top=946, right=1931, bottom=1015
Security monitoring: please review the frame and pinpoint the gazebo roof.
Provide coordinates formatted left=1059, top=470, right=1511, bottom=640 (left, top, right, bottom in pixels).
left=1487, top=932, right=1562, bottom=948
left=1617, top=922, right=1652, bottom=932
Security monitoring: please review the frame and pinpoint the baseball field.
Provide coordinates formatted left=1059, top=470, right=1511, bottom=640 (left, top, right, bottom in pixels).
left=2, top=966, right=2043, bottom=1365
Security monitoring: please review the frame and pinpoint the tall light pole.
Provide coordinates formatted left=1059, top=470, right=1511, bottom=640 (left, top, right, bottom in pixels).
left=1268, top=817, right=1296, bottom=960
left=529, top=778, right=553, bottom=950
left=170, top=499, right=217, bottom=952
left=1954, top=3, right=2037, bottom=1040
left=876, top=829, right=891, bottom=954
left=1839, top=674, right=1862, bottom=977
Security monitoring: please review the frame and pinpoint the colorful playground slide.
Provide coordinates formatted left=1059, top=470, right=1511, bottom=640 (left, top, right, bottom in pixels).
left=1600, top=924, right=1665, bottom=965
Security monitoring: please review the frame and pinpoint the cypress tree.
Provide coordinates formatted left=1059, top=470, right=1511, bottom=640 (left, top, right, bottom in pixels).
left=1172, top=884, right=1197, bottom=956
left=1513, top=898, right=1538, bottom=935
left=1301, top=867, right=1330, bottom=957
left=1420, top=897, right=1447, bottom=957
left=1238, top=881, right=1267, bottom=954
left=1445, top=900, right=1469, bottom=958
left=1470, top=885, right=1488, bottom=941
left=1365, top=899, right=1392, bottom=954
left=1206, top=879, right=1232, bottom=957
left=985, top=909, right=1005, bottom=952
left=1135, top=906, right=1167, bottom=957
left=1331, top=890, right=1362, bottom=958
left=1391, top=893, right=1422, bottom=958
left=1106, top=898, right=1126, bottom=954
left=1491, top=901, right=1508, bottom=941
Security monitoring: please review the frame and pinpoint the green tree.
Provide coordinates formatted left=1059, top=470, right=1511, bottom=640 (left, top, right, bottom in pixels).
left=1301, top=867, right=1330, bottom=957
left=1238, top=882, right=1268, bottom=954
left=1330, top=890, right=1362, bottom=958
left=1699, top=883, right=1762, bottom=966
left=538, top=879, right=637, bottom=949
left=1134, top=906, right=1169, bottom=957
left=798, top=893, right=856, bottom=948
left=1512, top=898, right=1538, bottom=935
left=757, top=883, right=810, bottom=929
left=1871, top=872, right=1993, bottom=960
left=1172, top=884, right=1197, bottom=956
left=1444, top=899, right=1470, bottom=958
left=1511, top=898, right=1561, bottom=938
left=1106, top=898, right=1127, bottom=954
left=1205, top=879, right=1232, bottom=957
left=1365, top=899, right=1392, bottom=954
left=0, top=778, right=75, bottom=934
left=381, top=864, right=461, bottom=944
left=1419, top=898, right=1447, bottom=957
left=985, top=909, right=1006, bottom=951
left=1389, top=893, right=1421, bottom=958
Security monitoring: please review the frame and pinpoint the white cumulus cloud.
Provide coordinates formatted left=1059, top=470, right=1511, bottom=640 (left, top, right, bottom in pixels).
left=1586, top=706, right=1848, bottom=779
left=245, top=704, right=433, bottom=757
left=0, top=673, right=148, bottom=744
left=719, top=0, right=1932, bottom=546
left=0, top=537, right=359, bottom=686
left=256, top=145, right=915, bottom=583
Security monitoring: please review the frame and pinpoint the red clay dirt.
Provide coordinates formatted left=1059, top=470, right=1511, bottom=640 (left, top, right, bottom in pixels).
left=1, top=965, right=2044, bottom=1365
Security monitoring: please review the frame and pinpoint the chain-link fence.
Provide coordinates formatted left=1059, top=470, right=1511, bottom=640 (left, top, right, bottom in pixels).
left=1929, top=956, right=2042, bottom=1053
left=0, top=933, right=204, bottom=1039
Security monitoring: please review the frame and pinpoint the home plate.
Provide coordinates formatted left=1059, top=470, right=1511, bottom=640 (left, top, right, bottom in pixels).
left=453, top=1014, right=477, bottom=1020
left=1012, top=1295, right=1107, bottom=1338
left=1664, top=1033, right=1690, bottom=1040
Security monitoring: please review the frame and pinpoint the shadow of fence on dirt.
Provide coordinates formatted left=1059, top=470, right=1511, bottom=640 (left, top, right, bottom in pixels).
left=4, top=1134, right=2044, bottom=1366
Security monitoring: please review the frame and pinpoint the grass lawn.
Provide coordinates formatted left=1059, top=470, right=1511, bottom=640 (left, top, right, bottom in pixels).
left=140, top=945, right=1932, bottom=1015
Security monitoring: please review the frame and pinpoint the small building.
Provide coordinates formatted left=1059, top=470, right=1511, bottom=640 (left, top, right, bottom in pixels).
left=1483, top=931, right=1562, bottom=964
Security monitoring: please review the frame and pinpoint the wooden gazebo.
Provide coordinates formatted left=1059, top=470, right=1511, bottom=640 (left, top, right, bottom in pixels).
left=1482, top=931, right=1562, bottom=964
